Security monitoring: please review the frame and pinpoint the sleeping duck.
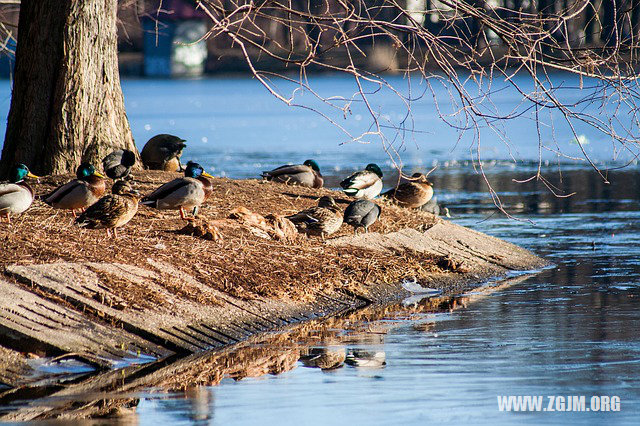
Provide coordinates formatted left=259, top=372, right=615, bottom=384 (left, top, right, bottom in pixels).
left=340, top=163, right=383, bottom=199
left=382, top=172, right=433, bottom=209
left=261, top=159, right=323, bottom=188
left=286, top=195, right=343, bottom=240
left=140, top=134, right=186, bottom=171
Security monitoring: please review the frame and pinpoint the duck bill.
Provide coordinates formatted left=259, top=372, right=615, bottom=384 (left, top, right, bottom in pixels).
left=202, top=172, right=214, bottom=179
left=93, top=171, right=106, bottom=178
left=26, top=172, right=40, bottom=179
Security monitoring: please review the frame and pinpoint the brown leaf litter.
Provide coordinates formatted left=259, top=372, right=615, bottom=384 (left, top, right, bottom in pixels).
left=0, top=170, right=451, bottom=305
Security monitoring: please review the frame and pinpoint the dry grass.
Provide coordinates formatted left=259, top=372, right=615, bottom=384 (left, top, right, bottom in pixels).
left=0, top=171, right=447, bottom=303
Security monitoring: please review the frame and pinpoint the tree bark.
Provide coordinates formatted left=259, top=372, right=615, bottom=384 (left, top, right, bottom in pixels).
left=0, top=0, right=136, bottom=177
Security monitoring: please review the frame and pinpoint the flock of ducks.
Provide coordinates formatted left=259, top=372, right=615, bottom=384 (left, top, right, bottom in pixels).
left=260, top=159, right=437, bottom=237
left=0, top=134, right=439, bottom=239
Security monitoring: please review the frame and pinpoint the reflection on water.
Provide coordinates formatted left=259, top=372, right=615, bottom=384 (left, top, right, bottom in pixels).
left=0, top=287, right=487, bottom=421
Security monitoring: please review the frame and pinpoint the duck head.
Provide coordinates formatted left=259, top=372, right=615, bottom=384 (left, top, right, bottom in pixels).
left=185, top=161, right=214, bottom=179
left=112, top=180, right=140, bottom=197
left=318, top=195, right=337, bottom=208
left=303, top=159, right=321, bottom=174
left=365, top=163, right=383, bottom=178
left=9, top=164, right=39, bottom=183
left=411, top=172, right=433, bottom=186
left=77, top=163, right=105, bottom=180
left=121, top=149, right=136, bottom=167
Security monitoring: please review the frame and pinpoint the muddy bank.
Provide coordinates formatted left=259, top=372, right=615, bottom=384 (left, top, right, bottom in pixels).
left=0, top=170, right=546, bottom=401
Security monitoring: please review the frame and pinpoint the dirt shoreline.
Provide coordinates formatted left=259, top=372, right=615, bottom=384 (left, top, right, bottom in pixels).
left=0, top=170, right=547, bottom=398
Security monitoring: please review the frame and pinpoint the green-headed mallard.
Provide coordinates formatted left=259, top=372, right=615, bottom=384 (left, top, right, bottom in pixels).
left=42, top=163, right=106, bottom=216
left=340, top=163, right=383, bottom=199
left=75, top=180, right=140, bottom=238
left=382, top=173, right=433, bottom=209
left=141, top=134, right=186, bottom=171
left=286, top=195, right=342, bottom=240
left=141, top=161, right=213, bottom=220
left=261, top=159, right=323, bottom=188
left=102, top=149, right=136, bottom=180
left=0, top=164, right=39, bottom=223
left=343, top=199, right=381, bottom=234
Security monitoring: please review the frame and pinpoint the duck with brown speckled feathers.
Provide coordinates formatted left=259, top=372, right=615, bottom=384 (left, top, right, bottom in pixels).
left=76, top=180, right=140, bottom=238
left=286, top=196, right=343, bottom=240
left=382, top=173, right=434, bottom=209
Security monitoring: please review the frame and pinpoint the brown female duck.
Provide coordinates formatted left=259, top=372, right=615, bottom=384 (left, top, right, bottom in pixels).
left=286, top=195, right=343, bottom=240
left=75, top=180, right=140, bottom=238
left=383, top=172, right=433, bottom=209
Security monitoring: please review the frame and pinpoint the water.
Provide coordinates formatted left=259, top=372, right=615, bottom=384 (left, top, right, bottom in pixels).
left=1, top=74, right=640, bottom=423
left=117, top=74, right=640, bottom=178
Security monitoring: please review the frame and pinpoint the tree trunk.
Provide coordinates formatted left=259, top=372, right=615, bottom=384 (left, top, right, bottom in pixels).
left=0, top=0, right=136, bottom=177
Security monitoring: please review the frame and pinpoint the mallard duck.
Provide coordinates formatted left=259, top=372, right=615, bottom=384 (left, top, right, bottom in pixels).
left=102, top=149, right=136, bottom=180
left=340, top=163, right=383, bottom=199
left=343, top=199, right=381, bottom=234
left=42, top=163, right=106, bottom=216
left=286, top=195, right=343, bottom=240
left=0, top=164, right=39, bottom=223
left=382, top=173, right=433, bottom=209
left=141, top=161, right=213, bottom=219
left=76, top=180, right=140, bottom=238
left=261, top=159, right=323, bottom=188
left=140, top=134, right=186, bottom=172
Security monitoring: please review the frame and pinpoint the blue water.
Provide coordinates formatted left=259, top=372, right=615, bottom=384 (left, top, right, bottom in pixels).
left=114, top=74, right=640, bottom=178
left=1, top=74, right=640, bottom=424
